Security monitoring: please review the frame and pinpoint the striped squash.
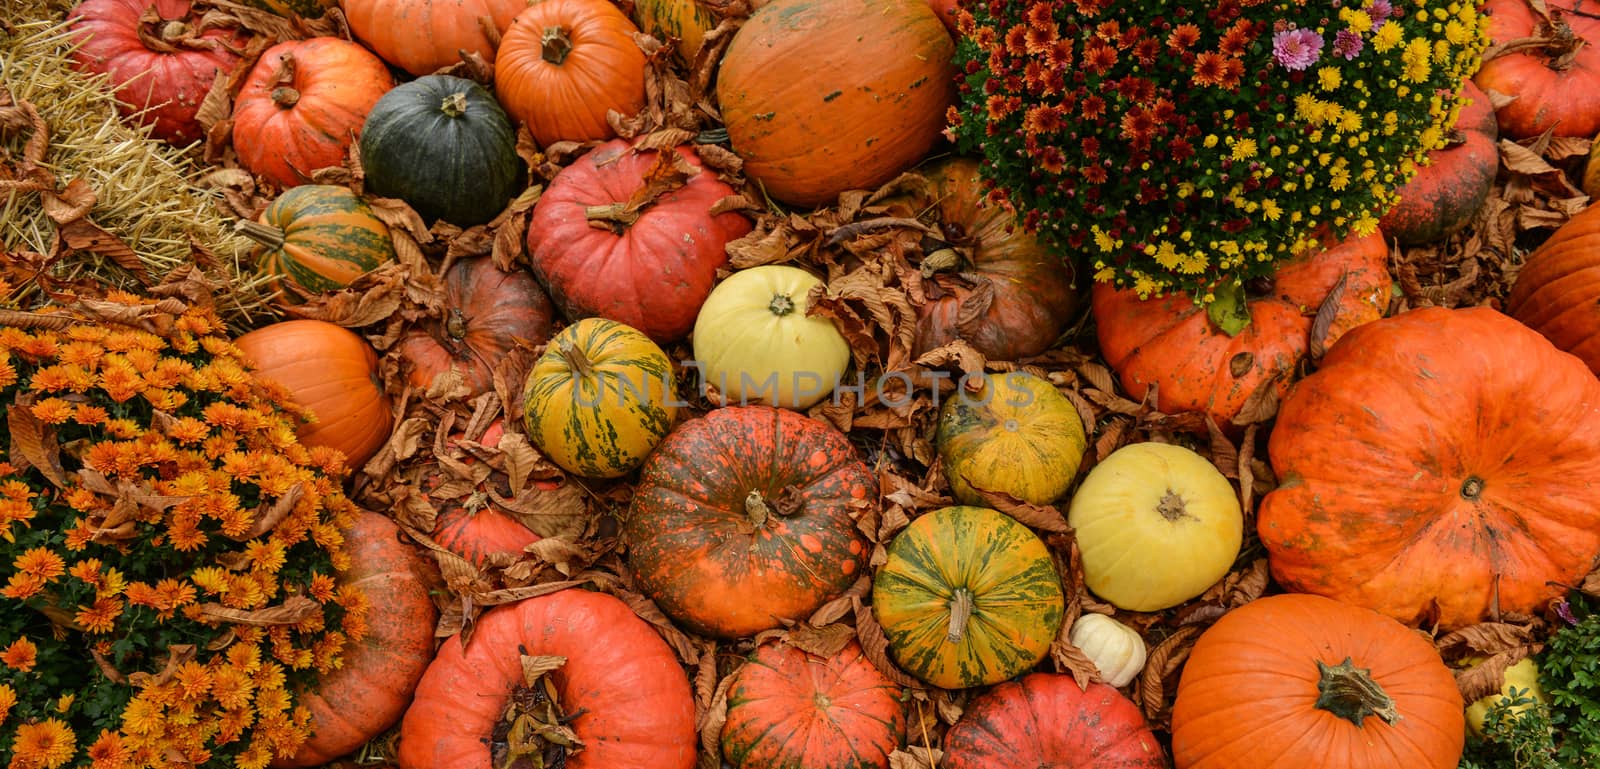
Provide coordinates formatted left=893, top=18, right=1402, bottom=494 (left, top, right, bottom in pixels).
left=873, top=506, right=1064, bottom=689
left=936, top=371, right=1087, bottom=507
left=237, top=185, right=395, bottom=303
left=521, top=318, right=678, bottom=479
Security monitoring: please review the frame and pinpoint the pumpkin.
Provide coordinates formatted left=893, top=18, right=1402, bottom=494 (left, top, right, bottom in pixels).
left=873, top=506, right=1064, bottom=689
left=632, top=0, right=764, bottom=64
left=1379, top=80, right=1500, bottom=245
left=494, top=0, right=648, bottom=147
left=1067, top=613, right=1146, bottom=689
left=875, top=157, right=1082, bottom=361
left=721, top=641, right=905, bottom=769
left=942, top=672, right=1166, bottom=769
left=236, top=184, right=396, bottom=303
left=360, top=75, right=523, bottom=227
left=273, top=511, right=438, bottom=768
left=527, top=139, right=750, bottom=343
left=396, top=256, right=555, bottom=398
left=691, top=265, right=850, bottom=410
left=1506, top=202, right=1600, bottom=374
left=234, top=319, right=393, bottom=469
left=927, top=0, right=957, bottom=32
left=397, top=588, right=697, bottom=769
left=624, top=405, right=874, bottom=639
left=66, top=0, right=249, bottom=146
left=231, top=37, right=394, bottom=189
left=935, top=371, right=1087, bottom=507
left=420, top=421, right=544, bottom=567
left=342, top=0, right=529, bottom=76
left=1464, top=657, right=1548, bottom=737
left=1257, top=306, right=1600, bottom=629
left=521, top=317, right=678, bottom=479
left=716, top=0, right=957, bottom=207
left=1093, top=231, right=1391, bottom=430
left=1474, top=0, right=1600, bottom=139
left=1067, top=441, right=1242, bottom=613
left=1171, top=593, right=1465, bottom=769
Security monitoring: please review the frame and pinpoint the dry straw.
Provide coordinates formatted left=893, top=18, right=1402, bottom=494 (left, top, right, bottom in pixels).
left=1, top=0, right=278, bottom=330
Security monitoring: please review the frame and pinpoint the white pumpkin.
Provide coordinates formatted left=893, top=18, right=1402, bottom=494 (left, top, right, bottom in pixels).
left=1068, top=613, right=1147, bottom=688
left=691, top=265, right=850, bottom=410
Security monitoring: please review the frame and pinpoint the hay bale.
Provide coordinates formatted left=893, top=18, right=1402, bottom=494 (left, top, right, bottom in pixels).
left=1, top=2, right=278, bottom=329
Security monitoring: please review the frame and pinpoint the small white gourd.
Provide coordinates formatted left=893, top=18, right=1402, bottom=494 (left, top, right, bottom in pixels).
left=1068, top=613, right=1147, bottom=688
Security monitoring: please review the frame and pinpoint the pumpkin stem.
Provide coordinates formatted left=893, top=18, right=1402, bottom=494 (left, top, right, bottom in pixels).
left=947, top=588, right=975, bottom=643
left=556, top=339, right=596, bottom=379
left=541, top=26, right=574, bottom=65
left=1156, top=491, right=1192, bottom=522
left=271, top=87, right=301, bottom=109
left=440, top=91, right=470, bottom=118
left=921, top=247, right=962, bottom=277
left=233, top=219, right=287, bottom=251
left=584, top=202, right=639, bottom=231
left=445, top=308, right=469, bottom=342
left=1314, top=657, right=1401, bottom=728
left=768, top=293, right=795, bottom=317
left=1460, top=476, right=1486, bottom=501
left=744, top=490, right=773, bottom=528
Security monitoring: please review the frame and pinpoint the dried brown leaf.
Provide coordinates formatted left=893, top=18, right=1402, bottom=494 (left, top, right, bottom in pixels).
left=519, top=654, right=568, bottom=684
left=787, top=622, right=856, bottom=658
left=852, top=595, right=924, bottom=689
left=229, top=482, right=303, bottom=541
left=1049, top=636, right=1103, bottom=691
left=196, top=595, right=320, bottom=626
left=492, top=483, right=588, bottom=541
left=8, top=401, right=67, bottom=487
left=963, top=482, right=1071, bottom=533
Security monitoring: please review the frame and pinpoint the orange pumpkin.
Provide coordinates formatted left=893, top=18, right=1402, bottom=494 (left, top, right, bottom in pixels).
left=1378, top=80, right=1500, bottom=245
left=1474, top=0, right=1600, bottom=139
left=234, top=320, right=393, bottom=469
left=943, top=673, right=1165, bottom=769
left=1506, top=201, right=1600, bottom=374
left=1171, top=594, right=1464, bottom=769
left=494, top=0, right=648, bottom=147
left=419, top=421, right=545, bottom=568
left=721, top=641, right=905, bottom=769
left=341, top=0, right=529, bottom=76
left=1258, top=306, right=1600, bottom=629
left=395, top=256, right=555, bottom=398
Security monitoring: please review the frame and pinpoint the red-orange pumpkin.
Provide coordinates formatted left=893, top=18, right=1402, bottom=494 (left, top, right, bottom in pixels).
left=1378, top=80, right=1500, bottom=245
left=1474, top=0, right=1600, bottom=139
left=396, top=257, right=555, bottom=398
left=397, top=588, right=697, bottom=769
left=341, top=0, right=529, bottom=76
left=420, top=420, right=544, bottom=568
left=231, top=37, right=394, bottom=189
left=942, top=673, right=1165, bottom=769
left=1171, top=594, right=1465, bottom=769
left=1258, top=306, right=1600, bottom=629
left=273, top=511, right=438, bottom=768
left=493, top=0, right=648, bottom=147
left=1506, top=201, right=1600, bottom=374
left=233, top=319, right=393, bottom=469
left=1093, top=231, right=1391, bottom=429
left=721, top=641, right=905, bottom=769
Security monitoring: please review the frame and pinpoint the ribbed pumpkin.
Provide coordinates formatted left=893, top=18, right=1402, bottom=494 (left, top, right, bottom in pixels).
left=942, top=673, right=1166, bottom=769
left=624, top=405, right=874, bottom=639
left=360, top=75, right=523, bottom=227
left=1171, top=594, right=1465, bottom=769
left=236, top=184, right=395, bottom=303
left=397, top=589, right=697, bottom=769
left=521, top=318, right=678, bottom=479
left=873, top=506, right=1064, bottom=689
left=876, top=157, right=1082, bottom=362
left=716, top=0, right=957, bottom=207
left=527, top=139, right=750, bottom=343
left=272, top=511, right=438, bottom=768
left=66, top=0, right=250, bottom=146
left=494, top=0, right=649, bottom=147
left=1506, top=202, right=1600, bottom=374
left=1093, top=231, right=1391, bottom=430
left=231, top=37, right=394, bottom=189
left=342, top=0, right=529, bottom=76
left=1258, top=306, right=1600, bottom=629
left=396, top=257, right=555, bottom=398
left=234, top=320, right=393, bottom=469
left=936, top=371, right=1087, bottom=507
left=691, top=265, right=850, bottom=410
left=1474, top=0, right=1600, bottom=139
left=420, top=421, right=543, bottom=567
left=721, top=641, right=905, bottom=769
left=1378, top=80, right=1499, bottom=245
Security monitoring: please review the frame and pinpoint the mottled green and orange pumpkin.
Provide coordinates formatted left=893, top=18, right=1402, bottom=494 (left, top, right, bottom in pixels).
left=236, top=184, right=395, bottom=303
left=624, top=405, right=874, bottom=639
left=631, top=0, right=764, bottom=64
left=1378, top=80, right=1499, bottom=245
left=873, top=506, right=1064, bottom=689
left=936, top=371, right=1087, bottom=506
left=721, top=641, right=905, bottom=769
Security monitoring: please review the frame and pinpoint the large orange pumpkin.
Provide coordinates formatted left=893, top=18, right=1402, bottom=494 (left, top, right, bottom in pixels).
left=234, top=320, right=393, bottom=469
left=494, top=0, right=648, bottom=147
left=1378, top=80, right=1500, bottom=246
left=1506, top=201, right=1600, bottom=374
left=1258, top=306, right=1600, bottom=629
left=341, top=0, right=529, bottom=76
left=1093, top=231, right=1391, bottom=429
left=273, top=511, right=438, bottom=768
left=716, top=0, right=957, bottom=207
left=1474, top=0, right=1600, bottom=139
left=942, top=673, right=1165, bottom=769
left=1171, top=594, right=1465, bottom=769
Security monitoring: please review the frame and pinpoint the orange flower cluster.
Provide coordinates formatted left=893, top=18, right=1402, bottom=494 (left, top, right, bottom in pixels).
left=0, top=293, right=367, bottom=769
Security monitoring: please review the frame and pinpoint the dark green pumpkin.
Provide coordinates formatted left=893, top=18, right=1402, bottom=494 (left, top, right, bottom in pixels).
left=359, top=74, right=522, bottom=227
left=236, top=184, right=396, bottom=303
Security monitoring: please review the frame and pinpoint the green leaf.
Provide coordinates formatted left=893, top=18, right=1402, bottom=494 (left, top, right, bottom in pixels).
left=1206, top=281, right=1252, bottom=337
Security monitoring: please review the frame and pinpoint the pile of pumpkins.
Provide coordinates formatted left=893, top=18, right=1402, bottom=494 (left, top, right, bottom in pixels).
left=54, top=0, right=1600, bottom=766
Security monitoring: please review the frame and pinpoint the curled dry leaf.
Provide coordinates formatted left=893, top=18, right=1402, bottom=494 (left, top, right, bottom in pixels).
left=963, top=482, right=1071, bottom=533
left=1136, top=625, right=1202, bottom=725
left=888, top=746, right=944, bottom=769
left=196, top=595, right=321, bottom=626
left=786, top=622, right=857, bottom=658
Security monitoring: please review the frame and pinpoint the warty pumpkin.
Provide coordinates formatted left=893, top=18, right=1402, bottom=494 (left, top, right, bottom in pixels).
left=1506, top=201, right=1600, bottom=374
left=1257, top=306, right=1600, bottom=629
left=341, top=0, right=529, bottom=76
left=624, top=405, right=874, bottom=639
left=873, top=506, right=1064, bottom=689
left=1378, top=80, right=1500, bottom=245
left=942, top=672, right=1166, bottom=769
left=935, top=370, right=1087, bottom=507
left=691, top=264, right=850, bottom=410
left=721, top=641, right=905, bottom=769
left=1474, top=0, right=1600, bottom=139
left=236, top=184, right=395, bottom=303
left=1171, top=594, right=1465, bottom=769
left=396, top=256, right=555, bottom=399
left=494, top=0, right=648, bottom=147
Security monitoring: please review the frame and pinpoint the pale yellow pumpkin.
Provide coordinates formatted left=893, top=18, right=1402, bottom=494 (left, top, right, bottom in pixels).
left=691, top=265, right=849, bottom=410
left=1068, top=613, right=1146, bottom=688
left=1464, top=657, right=1549, bottom=737
left=1066, top=442, right=1243, bottom=612
left=935, top=371, right=1087, bottom=506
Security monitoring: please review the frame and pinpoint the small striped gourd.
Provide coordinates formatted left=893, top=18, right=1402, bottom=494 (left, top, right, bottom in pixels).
left=237, top=185, right=395, bottom=304
left=522, top=318, right=678, bottom=479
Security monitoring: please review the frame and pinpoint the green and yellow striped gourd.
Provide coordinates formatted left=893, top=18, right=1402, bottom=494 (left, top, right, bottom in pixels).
left=237, top=184, right=395, bottom=304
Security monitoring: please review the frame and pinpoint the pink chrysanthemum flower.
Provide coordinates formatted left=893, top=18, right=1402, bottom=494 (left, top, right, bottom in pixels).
left=1334, top=29, right=1364, bottom=59
left=1272, top=28, right=1323, bottom=70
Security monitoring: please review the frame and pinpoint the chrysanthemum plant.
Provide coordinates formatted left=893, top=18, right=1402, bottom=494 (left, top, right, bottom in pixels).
left=0, top=294, right=368, bottom=769
left=948, top=0, right=1491, bottom=332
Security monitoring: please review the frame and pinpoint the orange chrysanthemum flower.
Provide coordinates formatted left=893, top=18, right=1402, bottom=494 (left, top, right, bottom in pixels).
left=85, top=730, right=130, bottom=769
left=75, top=596, right=124, bottom=634
left=14, top=547, right=65, bottom=579
left=0, top=683, right=16, bottom=724
left=9, top=718, right=76, bottom=769
left=0, top=637, right=36, bottom=672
